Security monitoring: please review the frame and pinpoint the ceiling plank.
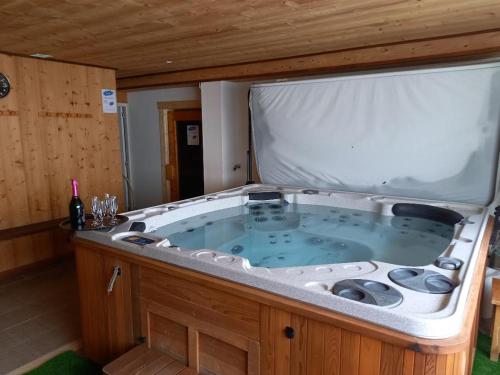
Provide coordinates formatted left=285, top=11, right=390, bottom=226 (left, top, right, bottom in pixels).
left=117, top=30, right=500, bottom=89
left=1, top=1, right=500, bottom=78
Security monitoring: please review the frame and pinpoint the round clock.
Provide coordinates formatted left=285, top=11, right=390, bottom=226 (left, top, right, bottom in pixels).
left=0, top=73, right=11, bottom=98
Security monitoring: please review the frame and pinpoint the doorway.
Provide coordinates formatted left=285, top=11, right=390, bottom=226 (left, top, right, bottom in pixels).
left=160, top=105, right=204, bottom=202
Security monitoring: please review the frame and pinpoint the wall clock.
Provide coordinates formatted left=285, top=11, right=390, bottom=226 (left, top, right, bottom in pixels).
left=0, top=73, right=11, bottom=98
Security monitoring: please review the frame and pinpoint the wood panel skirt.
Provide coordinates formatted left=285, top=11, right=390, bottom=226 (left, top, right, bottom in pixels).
left=74, top=218, right=492, bottom=375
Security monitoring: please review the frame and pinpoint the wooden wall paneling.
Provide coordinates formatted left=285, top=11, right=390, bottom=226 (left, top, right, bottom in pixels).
left=305, top=319, right=324, bottom=375
left=359, top=336, right=382, bottom=375
left=17, top=57, right=52, bottom=223
left=260, top=305, right=275, bottom=375
left=323, top=324, right=342, bottom=375
left=102, top=69, right=125, bottom=208
left=273, top=309, right=291, bottom=375
left=290, top=314, right=308, bottom=375
left=41, top=59, right=83, bottom=217
left=0, top=52, right=123, bottom=227
left=380, top=343, right=405, bottom=375
left=68, top=63, right=91, bottom=207
left=259, top=306, right=292, bottom=375
left=0, top=241, right=15, bottom=272
left=86, top=66, right=124, bottom=207
left=340, top=330, right=361, bottom=375
left=0, top=52, right=124, bottom=276
left=8, top=236, right=34, bottom=270
left=414, top=352, right=426, bottom=375
left=435, top=355, right=447, bottom=375
left=403, top=350, right=416, bottom=375
left=0, top=54, right=30, bottom=229
left=130, top=264, right=143, bottom=345
left=82, top=66, right=103, bottom=202
left=188, top=326, right=199, bottom=371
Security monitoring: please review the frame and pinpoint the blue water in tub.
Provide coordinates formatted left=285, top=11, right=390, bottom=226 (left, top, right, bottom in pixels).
left=151, top=202, right=454, bottom=268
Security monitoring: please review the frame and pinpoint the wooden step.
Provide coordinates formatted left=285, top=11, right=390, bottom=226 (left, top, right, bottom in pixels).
left=103, top=344, right=197, bottom=375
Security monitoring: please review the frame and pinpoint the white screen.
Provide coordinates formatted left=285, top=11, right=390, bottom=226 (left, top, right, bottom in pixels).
left=250, top=64, right=500, bottom=205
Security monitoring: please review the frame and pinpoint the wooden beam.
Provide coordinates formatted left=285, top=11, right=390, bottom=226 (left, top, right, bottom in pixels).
left=117, top=30, right=500, bottom=90
left=0, top=218, right=63, bottom=241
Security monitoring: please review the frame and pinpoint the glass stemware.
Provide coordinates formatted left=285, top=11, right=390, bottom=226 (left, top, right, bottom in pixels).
left=103, top=193, right=111, bottom=218
left=91, top=196, right=101, bottom=227
left=109, top=196, right=118, bottom=224
left=96, top=200, right=105, bottom=226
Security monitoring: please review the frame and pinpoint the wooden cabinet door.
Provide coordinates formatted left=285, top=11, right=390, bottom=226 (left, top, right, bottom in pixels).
left=75, top=246, right=134, bottom=364
left=260, top=307, right=454, bottom=375
left=76, top=246, right=109, bottom=364
left=142, top=305, right=260, bottom=375
left=140, top=266, right=261, bottom=374
left=103, top=255, right=134, bottom=360
left=260, top=307, right=348, bottom=375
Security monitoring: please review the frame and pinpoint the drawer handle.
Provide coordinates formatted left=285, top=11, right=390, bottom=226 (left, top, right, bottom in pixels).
left=284, top=326, right=295, bottom=339
left=107, top=266, right=122, bottom=293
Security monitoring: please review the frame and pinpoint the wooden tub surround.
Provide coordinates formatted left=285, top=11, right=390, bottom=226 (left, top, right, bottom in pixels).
left=75, top=218, right=492, bottom=375
left=491, top=276, right=500, bottom=361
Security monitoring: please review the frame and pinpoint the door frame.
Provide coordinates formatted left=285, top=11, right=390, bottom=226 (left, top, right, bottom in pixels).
left=158, top=100, right=201, bottom=203
left=118, top=103, right=133, bottom=210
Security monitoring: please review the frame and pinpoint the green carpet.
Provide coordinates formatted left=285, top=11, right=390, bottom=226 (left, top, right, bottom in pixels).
left=24, top=334, right=500, bottom=375
left=25, top=351, right=101, bottom=375
left=472, top=334, right=500, bottom=375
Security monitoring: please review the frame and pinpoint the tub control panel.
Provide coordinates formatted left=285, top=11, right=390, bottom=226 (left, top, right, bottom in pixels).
left=121, top=235, right=156, bottom=246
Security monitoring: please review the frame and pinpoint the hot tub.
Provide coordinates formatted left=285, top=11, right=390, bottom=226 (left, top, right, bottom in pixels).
left=76, top=184, right=489, bottom=339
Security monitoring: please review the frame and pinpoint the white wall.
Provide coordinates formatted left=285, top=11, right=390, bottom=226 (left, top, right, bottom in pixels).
left=127, top=86, right=200, bottom=209
left=201, top=81, right=250, bottom=194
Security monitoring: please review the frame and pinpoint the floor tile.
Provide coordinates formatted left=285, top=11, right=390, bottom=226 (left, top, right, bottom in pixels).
left=0, top=260, right=81, bottom=374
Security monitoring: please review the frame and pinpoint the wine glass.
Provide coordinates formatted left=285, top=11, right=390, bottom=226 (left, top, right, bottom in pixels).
left=109, top=196, right=118, bottom=225
left=96, top=200, right=105, bottom=226
left=103, top=193, right=111, bottom=218
left=91, top=196, right=101, bottom=227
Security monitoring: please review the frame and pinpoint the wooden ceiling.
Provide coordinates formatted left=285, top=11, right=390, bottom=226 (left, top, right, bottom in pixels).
left=1, top=0, right=500, bottom=84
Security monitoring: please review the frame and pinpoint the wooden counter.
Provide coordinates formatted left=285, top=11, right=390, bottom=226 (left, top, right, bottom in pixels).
left=74, top=218, right=492, bottom=375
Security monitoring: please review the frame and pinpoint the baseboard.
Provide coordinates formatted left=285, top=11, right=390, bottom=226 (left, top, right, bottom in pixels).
left=0, top=253, right=74, bottom=282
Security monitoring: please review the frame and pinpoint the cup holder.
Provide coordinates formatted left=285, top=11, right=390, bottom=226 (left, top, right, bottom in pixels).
left=389, top=268, right=422, bottom=280
left=424, top=275, right=455, bottom=294
left=388, top=268, right=457, bottom=294
left=434, top=257, right=463, bottom=271
left=338, top=288, right=365, bottom=301
left=363, top=280, right=390, bottom=292
left=332, top=279, right=402, bottom=308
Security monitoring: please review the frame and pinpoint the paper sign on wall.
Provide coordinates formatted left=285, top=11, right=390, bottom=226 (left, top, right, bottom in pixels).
left=101, top=89, right=117, bottom=113
left=187, top=125, right=200, bottom=145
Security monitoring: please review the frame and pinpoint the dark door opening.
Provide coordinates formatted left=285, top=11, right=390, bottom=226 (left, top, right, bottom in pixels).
left=176, top=119, right=204, bottom=199
left=165, top=110, right=204, bottom=201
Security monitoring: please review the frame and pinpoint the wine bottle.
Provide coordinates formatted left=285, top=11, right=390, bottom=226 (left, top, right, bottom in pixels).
left=69, top=178, right=86, bottom=230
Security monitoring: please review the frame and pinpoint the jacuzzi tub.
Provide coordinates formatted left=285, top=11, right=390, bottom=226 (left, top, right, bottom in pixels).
left=76, top=184, right=489, bottom=339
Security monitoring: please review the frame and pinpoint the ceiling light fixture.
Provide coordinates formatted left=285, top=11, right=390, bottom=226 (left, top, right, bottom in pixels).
left=30, top=53, right=53, bottom=59
left=165, top=60, right=173, bottom=64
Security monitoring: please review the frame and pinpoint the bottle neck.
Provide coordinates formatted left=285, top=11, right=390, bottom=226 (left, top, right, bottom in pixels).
left=71, top=179, right=79, bottom=197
